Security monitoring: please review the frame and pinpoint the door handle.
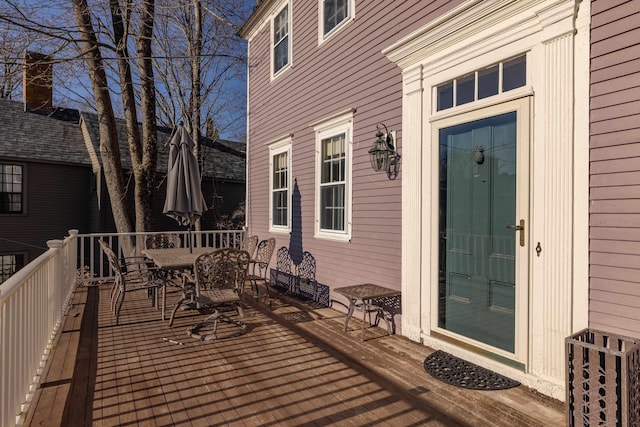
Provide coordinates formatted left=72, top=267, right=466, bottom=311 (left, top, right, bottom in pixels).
left=506, top=219, right=525, bottom=247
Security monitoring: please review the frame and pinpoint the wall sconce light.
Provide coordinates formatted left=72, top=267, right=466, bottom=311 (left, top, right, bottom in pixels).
left=368, top=123, right=400, bottom=179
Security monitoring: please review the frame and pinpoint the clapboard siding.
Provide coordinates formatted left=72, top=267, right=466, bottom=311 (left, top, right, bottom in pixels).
left=590, top=226, right=640, bottom=241
left=589, top=0, right=640, bottom=339
left=591, top=185, right=640, bottom=200
left=245, top=0, right=463, bottom=296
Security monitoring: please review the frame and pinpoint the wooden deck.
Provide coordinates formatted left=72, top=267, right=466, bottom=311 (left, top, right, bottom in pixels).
left=23, top=283, right=564, bottom=426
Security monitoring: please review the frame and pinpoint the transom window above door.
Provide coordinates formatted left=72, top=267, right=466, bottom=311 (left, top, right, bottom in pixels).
left=436, top=55, right=527, bottom=112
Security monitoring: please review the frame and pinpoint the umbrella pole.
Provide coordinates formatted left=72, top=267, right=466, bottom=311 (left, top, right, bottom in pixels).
left=188, top=224, right=193, bottom=253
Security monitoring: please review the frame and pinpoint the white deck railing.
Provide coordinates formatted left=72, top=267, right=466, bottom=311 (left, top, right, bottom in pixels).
left=0, top=230, right=79, bottom=427
left=77, top=229, right=245, bottom=283
left=0, top=228, right=244, bottom=427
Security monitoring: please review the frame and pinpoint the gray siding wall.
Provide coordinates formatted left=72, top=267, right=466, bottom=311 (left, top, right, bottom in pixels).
left=0, top=161, right=92, bottom=266
left=246, top=1, right=463, bottom=293
left=590, top=0, right=640, bottom=338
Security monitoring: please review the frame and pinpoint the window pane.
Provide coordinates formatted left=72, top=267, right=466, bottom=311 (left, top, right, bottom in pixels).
left=503, top=55, right=526, bottom=91
left=274, top=36, right=288, bottom=73
left=321, top=134, right=345, bottom=183
left=478, top=65, right=499, bottom=99
left=320, top=185, right=345, bottom=231
left=273, top=152, right=288, bottom=189
left=324, top=0, right=348, bottom=35
left=273, top=7, right=288, bottom=73
left=456, top=74, right=475, bottom=106
left=272, top=191, right=288, bottom=226
left=274, top=7, right=288, bottom=43
left=437, top=82, right=453, bottom=111
left=271, top=150, right=289, bottom=227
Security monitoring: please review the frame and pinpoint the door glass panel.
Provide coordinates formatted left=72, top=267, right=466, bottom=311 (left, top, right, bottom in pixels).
left=438, top=111, right=517, bottom=352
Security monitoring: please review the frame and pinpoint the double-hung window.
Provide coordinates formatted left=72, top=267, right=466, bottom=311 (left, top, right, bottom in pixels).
left=272, top=1, right=291, bottom=78
left=320, top=0, right=353, bottom=42
left=269, top=139, right=291, bottom=231
left=314, top=112, right=353, bottom=241
left=0, top=163, right=23, bottom=213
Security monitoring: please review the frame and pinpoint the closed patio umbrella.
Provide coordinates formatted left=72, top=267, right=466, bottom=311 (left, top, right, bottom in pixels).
left=163, top=125, right=207, bottom=251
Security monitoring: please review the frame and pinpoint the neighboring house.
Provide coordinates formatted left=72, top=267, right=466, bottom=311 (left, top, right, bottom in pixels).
left=240, top=0, right=595, bottom=399
left=0, top=99, right=92, bottom=282
left=0, top=94, right=246, bottom=282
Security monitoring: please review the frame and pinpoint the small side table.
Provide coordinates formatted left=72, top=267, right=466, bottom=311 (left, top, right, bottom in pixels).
left=334, top=283, right=401, bottom=341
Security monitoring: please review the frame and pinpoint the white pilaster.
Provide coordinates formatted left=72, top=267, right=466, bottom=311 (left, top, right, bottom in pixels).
left=401, top=65, right=424, bottom=341
left=530, top=30, right=575, bottom=383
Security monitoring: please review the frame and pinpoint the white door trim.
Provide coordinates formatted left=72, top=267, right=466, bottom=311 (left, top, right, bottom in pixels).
left=384, top=0, right=589, bottom=400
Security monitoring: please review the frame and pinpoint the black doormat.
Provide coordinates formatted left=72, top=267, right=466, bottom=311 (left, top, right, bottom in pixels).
left=423, top=350, right=520, bottom=390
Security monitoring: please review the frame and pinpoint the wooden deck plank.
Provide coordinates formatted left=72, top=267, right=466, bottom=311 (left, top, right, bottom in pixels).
left=23, top=283, right=564, bottom=427
left=23, top=286, right=86, bottom=426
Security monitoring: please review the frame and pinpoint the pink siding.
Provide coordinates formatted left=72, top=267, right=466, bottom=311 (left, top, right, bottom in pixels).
left=590, top=0, right=640, bottom=338
left=244, top=0, right=463, bottom=300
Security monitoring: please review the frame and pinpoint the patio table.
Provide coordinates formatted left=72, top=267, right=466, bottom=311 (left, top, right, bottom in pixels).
left=334, top=283, right=401, bottom=341
left=143, top=247, right=216, bottom=319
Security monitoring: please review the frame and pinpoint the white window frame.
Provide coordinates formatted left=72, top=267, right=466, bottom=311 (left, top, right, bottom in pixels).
left=318, top=0, right=354, bottom=45
left=269, top=138, right=292, bottom=233
left=313, top=111, right=353, bottom=241
left=271, top=0, right=292, bottom=80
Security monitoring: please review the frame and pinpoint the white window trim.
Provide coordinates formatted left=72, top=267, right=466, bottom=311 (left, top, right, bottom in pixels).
left=318, top=0, right=355, bottom=45
left=313, top=111, right=353, bottom=241
left=268, top=137, right=292, bottom=233
left=270, top=0, right=292, bottom=81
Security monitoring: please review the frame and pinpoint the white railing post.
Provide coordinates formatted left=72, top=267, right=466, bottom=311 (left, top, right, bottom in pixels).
left=46, top=239, right=64, bottom=351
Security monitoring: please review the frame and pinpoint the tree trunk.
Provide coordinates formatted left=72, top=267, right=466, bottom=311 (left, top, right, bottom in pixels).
left=109, top=0, right=147, bottom=235
left=190, top=0, right=203, bottom=232
left=71, top=0, right=134, bottom=255
left=136, top=0, right=158, bottom=233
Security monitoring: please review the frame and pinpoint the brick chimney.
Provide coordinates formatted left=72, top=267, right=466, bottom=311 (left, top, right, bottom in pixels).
left=23, top=51, right=53, bottom=111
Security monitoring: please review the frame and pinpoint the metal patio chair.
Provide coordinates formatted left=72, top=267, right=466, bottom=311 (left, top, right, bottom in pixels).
left=99, top=240, right=164, bottom=325
left=244, top=237, right=276, bottom=306
left=240, top=235, right=259, bottom=259
left=144, top=233, right=183, bottom=288
left=145, top=233, right=181, bottom=250
left=169, top=248, right=251, bottom=340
